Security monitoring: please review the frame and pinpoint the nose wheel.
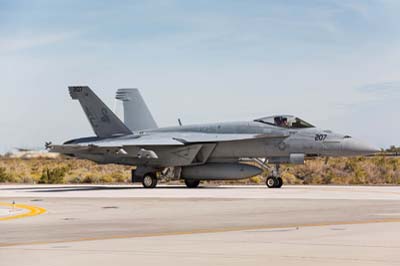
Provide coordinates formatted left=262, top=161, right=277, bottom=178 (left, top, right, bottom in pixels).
left=266, top=176, right=283, bottom=188
left=266, top=164, right=283, bottom=189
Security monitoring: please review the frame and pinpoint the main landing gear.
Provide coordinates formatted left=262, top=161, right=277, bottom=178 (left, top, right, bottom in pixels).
left=266, top=164, right=283, bottom=189
left=131, top=168, right=159, bottom=189
left=142, top=173, right=158, bottom=189
left=132, top=168, right=202, bottom=189
left=185, top=179, right=201, bottom=188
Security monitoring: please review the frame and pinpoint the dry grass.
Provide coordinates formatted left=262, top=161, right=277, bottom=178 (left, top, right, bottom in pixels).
left=0, top=157, right=131, bottom=184
left=0, top=156, right=399, bottom=185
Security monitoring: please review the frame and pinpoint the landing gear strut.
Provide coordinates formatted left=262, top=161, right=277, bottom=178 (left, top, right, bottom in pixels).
left=266, top=164, right=283, bottom=189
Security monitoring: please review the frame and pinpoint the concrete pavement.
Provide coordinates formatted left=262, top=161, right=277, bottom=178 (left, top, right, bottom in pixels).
left=1, top=185, right=400, bottom=265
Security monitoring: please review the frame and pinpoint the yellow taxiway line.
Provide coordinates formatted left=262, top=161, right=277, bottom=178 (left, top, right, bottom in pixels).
left=0, top=202, right=46, bottom=221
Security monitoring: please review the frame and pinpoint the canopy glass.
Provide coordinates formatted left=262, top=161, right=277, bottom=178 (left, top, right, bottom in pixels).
left=254, top=115, right=314, bottom=129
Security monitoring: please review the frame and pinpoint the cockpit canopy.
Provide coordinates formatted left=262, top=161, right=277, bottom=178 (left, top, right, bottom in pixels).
left=254, top=115, right=315, bottom=129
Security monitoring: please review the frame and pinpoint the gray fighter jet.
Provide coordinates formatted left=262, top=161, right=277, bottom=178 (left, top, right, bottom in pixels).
left=48, top=86, right=378, bottom=189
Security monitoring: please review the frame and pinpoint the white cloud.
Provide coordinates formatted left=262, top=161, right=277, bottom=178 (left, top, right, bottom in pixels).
left=358, top=81, right=400, bottom=93
left=0, top=31, right=80, bottom=53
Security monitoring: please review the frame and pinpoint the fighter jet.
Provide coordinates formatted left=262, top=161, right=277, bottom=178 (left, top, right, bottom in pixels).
left=48, top=86, right=378, bottom=189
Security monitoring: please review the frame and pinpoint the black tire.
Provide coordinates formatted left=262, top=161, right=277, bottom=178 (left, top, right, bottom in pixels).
left=142, top=174, right=158, bottom=189
left=276, top=177, right=283, bottom=188
left=185, top=179, right=200, bottom=188
left=266, top=177, right=277, bottom=188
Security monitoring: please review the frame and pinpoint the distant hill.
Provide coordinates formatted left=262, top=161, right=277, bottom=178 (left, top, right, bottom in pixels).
left=3, top=149, right=59, bottom=159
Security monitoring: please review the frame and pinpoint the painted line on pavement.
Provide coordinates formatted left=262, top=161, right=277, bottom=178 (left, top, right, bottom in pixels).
left=0, top=202, right=46, bottom=222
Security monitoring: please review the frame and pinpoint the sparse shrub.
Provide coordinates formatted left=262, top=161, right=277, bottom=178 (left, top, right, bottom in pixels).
left=344, top=159, right=357, bottom=172
left=39, top=167, right=66, bottom=184
left=2, top=156, right=400, bottom=185
left=110, top=172, right=126, bottom=183
left=321, top=170, right=334, bottom=184
left=281, top=172, right=302, bottom=185
left=68, top=176, right=83, bottom=184
left=20, top=176, right=35, bottom=184
left=82, top=174, right=99, bottom=184
left=99, top=175, right=114, bottom=183
left=250, top=175, right=263, bottom=184
left=0, top=167, right=12, bottom=183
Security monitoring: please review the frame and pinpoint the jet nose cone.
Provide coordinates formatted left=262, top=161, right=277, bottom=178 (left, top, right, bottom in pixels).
left=342, top=139, right=380, bottom=156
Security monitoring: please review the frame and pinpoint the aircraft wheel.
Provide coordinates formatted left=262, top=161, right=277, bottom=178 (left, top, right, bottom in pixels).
left=185, top=179, right=200, bottom=188
left=142, top=174, right=158, bottom=189
left=266, top=177, right=277, bottom=188
left=276, top=177, right=283, bottom=188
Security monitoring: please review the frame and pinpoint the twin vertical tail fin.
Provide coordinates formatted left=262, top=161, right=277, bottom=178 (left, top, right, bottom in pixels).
left=69, top=86, right=132, bottom=138
left=116, top=89, right=158, bottom=132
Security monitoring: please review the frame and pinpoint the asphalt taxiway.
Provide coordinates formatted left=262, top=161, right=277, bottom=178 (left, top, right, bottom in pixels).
left=1, top=185, right=400, bottom=266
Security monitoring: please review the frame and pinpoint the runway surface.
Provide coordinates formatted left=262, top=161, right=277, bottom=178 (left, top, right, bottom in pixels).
left=1, top=185, right=400, bottom=265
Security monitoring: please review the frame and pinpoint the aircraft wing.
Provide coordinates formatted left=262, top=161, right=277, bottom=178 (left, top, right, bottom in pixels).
left=49, top=131, right=289, bottom=165
left=92, top=135, right=186, bottom=147
left=168, top=132, right=289, bottom=144
left=49, top=144, right=126, bottom=155
left=50, top=131, right=288, bottom=152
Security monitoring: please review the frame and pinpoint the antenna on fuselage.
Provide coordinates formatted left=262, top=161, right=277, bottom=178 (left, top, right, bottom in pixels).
left=178, top=118, right=183, bottom=126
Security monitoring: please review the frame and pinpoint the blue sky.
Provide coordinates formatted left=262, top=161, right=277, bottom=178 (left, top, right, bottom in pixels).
left=0, top=0, right=399, bottom=152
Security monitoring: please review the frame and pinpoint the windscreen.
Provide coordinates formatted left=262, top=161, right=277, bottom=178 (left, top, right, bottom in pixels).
left=254, top=115, right=314, bottom=129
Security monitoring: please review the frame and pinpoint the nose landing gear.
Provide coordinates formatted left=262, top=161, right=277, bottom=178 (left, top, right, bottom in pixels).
left=266, top=176, right=283, bottom=188
left=266, top=164, right=283, bottom=189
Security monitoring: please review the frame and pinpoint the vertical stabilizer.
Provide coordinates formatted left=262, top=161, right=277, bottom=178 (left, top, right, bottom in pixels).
left=116, top=89, right=158, bottom=131
left=69, top=86, right=132, bottom=138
